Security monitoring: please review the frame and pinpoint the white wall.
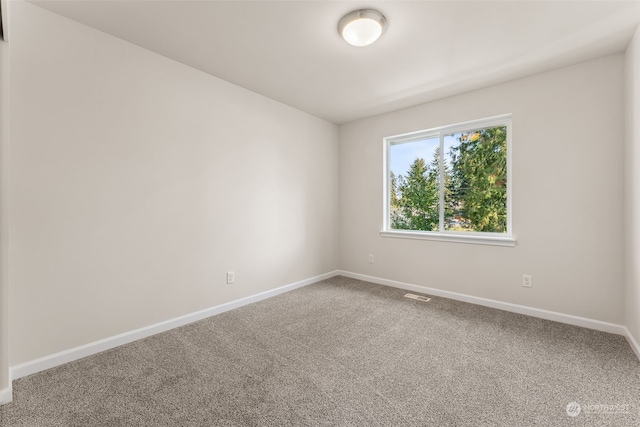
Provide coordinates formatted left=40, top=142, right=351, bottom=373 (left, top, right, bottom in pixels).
left=340, top=55, right=625, bottom=324
left=9, top=1, right=339, bottom=366
left=625, top=27, right=640, bottom=345
left=0, top=18, right=9, bottom=398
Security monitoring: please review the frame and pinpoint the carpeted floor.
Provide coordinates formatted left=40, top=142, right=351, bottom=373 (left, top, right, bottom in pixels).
left=1, top=276, right=639, bottom=426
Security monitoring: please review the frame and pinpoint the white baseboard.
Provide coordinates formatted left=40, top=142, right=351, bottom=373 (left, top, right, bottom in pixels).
left=337, top=270, right=629, bottom=336
left=10, top=271, right=339, bottom=381
left=0, top=366, right=12, bottom=404
left=623, top=327, right=640, bottom=361
left=0, top=383, right=11, bottom=405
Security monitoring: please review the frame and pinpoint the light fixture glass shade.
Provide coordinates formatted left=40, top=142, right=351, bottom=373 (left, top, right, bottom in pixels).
left=338, top=9, right=387, bottom=47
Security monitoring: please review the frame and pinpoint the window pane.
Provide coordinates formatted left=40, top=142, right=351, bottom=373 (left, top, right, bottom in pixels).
left=389, top=137, right=440, bottom=231
left=444, top=126, right=507, bottom=233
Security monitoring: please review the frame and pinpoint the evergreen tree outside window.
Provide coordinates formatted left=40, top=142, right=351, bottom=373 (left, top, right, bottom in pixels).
left=383, top=115, right=514, bottom=246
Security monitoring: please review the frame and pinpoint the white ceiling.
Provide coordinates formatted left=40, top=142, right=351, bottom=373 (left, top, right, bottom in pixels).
left=28, top=0, right=640, bottom=124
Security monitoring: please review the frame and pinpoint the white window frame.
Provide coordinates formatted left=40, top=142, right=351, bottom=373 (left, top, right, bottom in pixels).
left=382, top=114, right=515, bottom=247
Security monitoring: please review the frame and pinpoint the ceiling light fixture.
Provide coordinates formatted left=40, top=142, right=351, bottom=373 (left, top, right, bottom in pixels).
left=338, top=9, right=387, bottom=47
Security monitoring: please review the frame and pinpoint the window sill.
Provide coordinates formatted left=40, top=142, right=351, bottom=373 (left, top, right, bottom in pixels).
left=380, top=230, right=516, bottom=247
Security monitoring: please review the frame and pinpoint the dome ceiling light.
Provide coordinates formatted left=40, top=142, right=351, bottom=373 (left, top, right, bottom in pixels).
left=338, top=9, right=387, bottom=47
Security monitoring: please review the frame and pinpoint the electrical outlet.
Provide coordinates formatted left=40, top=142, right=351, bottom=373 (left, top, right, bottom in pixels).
left=522, top=274, right=532, bottom=288
left=227, top=271, right=235, bottom=284
left=368, top=254, right=374, bottom=264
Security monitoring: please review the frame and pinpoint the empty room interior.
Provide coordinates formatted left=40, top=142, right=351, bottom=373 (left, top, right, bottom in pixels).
left=1, top=0, right=640, bottom=425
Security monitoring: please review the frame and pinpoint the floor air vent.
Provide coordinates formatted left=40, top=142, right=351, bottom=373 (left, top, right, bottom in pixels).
left=404, top=293, right=431, bottom=302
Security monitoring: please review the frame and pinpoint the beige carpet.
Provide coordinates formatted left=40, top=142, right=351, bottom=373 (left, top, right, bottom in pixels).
left=1, top=276, right=639, bottom=426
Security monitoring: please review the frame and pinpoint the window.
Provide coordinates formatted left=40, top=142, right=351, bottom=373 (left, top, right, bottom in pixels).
left=382, top=114, right=514, bottom=246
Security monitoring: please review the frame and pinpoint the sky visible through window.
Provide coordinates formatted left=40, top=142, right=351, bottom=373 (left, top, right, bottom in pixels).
left=389, top=134, right=461, bottom=177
